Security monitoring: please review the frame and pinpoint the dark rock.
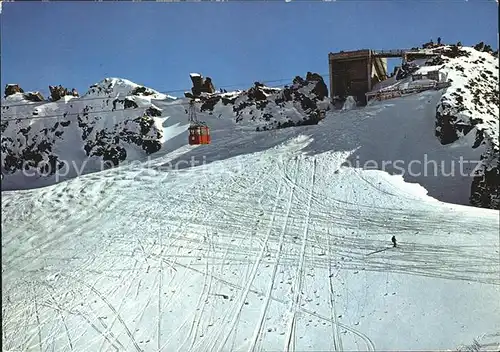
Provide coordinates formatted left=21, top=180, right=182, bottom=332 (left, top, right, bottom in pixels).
left=247, top=85, right=267, bottom=101
left=233, top=72, right=330, bottom=130
left=396, top=62, right=419, bottom=80
left=190, top=74, right=216, bottom=96
left=128, top=116, right=162, bottom=154
left=432, top=45, right=499, bottom=210
left=203, top=77, right=215, bottom=94
left=200, top=96, right=222, bottom=112
left=221, top=96, right=237, bottom=106
left=426, top=56, right=448, bottom=66
left=112, top=98, right=139, bottom=110
left=131, top=86, right=155, bottom=96
left=145, top=106, right=162, bottom=117
left=470, top=157, right=499, bottom=210
left=473, top=41, right=485, bottom=52
left=441, top=45, right=470, bottom=59
left=308, top=75, right=328, bottom=100
left=48, top=85, right=73, bottom=101
left=1, top=122, right=66, bottom=176
left=435, top=108, right=474, bottom=145
left=23, top=92, right=45, bottom=102
left=190, top=75, right=204, bottom=96
left=2, top=81, right=166, bottom=187
left=4, top=84, right=24, bottom=97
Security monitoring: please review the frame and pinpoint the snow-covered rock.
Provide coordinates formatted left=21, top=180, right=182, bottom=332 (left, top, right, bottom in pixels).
left=186, top=73, right=216, bottom=96
left=429, top=45, right=499, bottom=209
left=195, top=72, right=331, bottom=131
left=367, top=44, right=499, bottom=210
left=49, top=84, right=79, bottom=101
left=84, top=77, right=176, bottom=100
left=1, top=78, right=170, bottom=190
left=4, top=84, right=24, bottom=97
left=4, top=83, right=45, bottom=102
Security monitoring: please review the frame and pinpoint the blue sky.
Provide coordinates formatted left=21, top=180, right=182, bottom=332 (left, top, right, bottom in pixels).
left=1, top=1, right=498, bottom=98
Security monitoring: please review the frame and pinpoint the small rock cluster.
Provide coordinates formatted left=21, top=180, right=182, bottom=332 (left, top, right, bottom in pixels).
left=49, top=85, right=79, bottom=101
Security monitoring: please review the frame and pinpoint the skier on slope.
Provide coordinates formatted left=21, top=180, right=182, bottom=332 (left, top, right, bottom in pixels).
left=391, top=236, right=397, bottom=247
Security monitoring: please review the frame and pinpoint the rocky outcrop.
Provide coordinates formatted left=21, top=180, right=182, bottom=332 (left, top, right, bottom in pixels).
left=193, top=72, right=330, bottom=131
left=75, top=86, right=164, bottom=166
left=470, top=146, right=499, bottom=209
left=4, top=84, right=24, bottom=97
left=131, top=86, right=156, bottom=96
left=440, top=44, right=471, bottom=59
left=187, top=73, right=216, bottom=97
left=48, top=85, right=79, bottom=101
left=3, top=84, right=45, bottom=102
left=306, top=72, right=329, bottom=99
left=429, top=46, right=499, bottom=209
left=23, top=92, right=45, bottom=102
left=473, top=41, right=495, bottom=55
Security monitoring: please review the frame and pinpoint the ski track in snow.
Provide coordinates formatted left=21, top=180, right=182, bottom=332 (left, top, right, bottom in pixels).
left=3, top=122, right=500, bottom=350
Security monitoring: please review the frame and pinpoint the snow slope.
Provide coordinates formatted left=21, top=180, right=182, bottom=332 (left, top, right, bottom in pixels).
left=2, top=88, right=500, bottom=351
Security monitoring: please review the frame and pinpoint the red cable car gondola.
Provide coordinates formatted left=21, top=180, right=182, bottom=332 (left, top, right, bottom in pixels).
left=188, top=122, right=211, bottom=145
left=188, top=100, right=211, bottom=145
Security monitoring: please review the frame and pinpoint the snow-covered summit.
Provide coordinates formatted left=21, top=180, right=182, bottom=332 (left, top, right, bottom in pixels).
left=1, top=78, right=177, bottom=190
left=84, top=77, right=177, bottom=100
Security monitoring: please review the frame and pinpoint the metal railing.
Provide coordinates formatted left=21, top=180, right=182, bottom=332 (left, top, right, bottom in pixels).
left=371, top=48, right=440, bottom=58
left=366, top=81, right=451, bottom=100
left=371, top=49, right=411, bottom=57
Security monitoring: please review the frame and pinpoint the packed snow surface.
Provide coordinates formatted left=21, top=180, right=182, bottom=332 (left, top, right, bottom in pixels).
left=2, top=87, right=500, bottom=351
